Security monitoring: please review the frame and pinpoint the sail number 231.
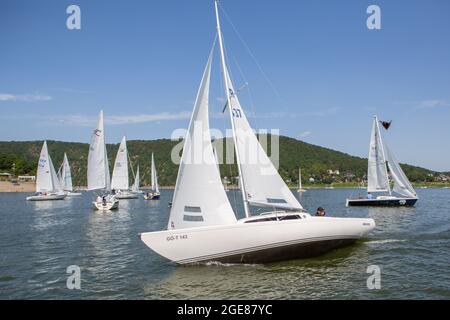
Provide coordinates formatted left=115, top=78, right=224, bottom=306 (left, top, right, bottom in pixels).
left=232, top=108, right=242, bottom=118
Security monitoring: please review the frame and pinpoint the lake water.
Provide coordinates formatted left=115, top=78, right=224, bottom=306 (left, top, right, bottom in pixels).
left=0, top=188, right=449, bottom=299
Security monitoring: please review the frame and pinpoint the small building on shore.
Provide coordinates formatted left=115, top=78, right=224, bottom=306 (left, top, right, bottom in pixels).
left=18, top=175, right=36, bottom=182
left=0, top=173, right=13, bottom=181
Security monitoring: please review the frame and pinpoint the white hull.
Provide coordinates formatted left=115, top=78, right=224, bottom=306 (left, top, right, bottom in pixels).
left=297, top=189, right=306, bottom=193
left=26, top=194, right=66, bottom=201
left=140, top=214, right=375, bottom=264
left=114, top=191, right=139, bottom=199
left=93, top=199, right=119, bottom=211
left=66, top=192, right=82, bottom=196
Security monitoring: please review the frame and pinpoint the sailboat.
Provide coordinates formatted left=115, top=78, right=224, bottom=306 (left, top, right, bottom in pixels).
left=87, top=110, right=119, bottom=210
left=346, top=116, right=418, bottom=207
left=297, top=167, right=306, bottom=192
left=26, top=141, right=66, bottom=201
left=144, top=153, right=160, bottom=200
left=131, top=165, right=143, bottom=194
left=58, top=153, right=82, bottom=196
left=111, top=136, right=139, bottom=199
left=139, top=1, right=375, bottom=264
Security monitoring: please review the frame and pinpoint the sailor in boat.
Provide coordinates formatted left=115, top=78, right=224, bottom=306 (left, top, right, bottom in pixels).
left=367, top=192, right=373, bottom=199
left=315, top=207, right=326, bottom=216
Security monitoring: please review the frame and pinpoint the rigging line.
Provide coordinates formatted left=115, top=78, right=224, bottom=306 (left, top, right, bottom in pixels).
left=218, top=3, right=287, bottom=110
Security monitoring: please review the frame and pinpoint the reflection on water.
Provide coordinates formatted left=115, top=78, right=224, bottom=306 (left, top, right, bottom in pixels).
left=0, top=188, right=449, bottom=299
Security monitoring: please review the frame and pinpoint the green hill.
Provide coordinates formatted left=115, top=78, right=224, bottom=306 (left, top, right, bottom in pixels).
left=0, top=135, right=440, bottom=186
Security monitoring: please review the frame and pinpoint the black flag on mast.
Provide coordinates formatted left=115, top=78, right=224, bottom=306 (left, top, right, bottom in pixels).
left=380, top=120, right=392, bottom=130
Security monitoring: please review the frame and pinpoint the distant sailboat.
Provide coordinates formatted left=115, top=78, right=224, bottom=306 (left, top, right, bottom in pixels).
left=131, top=165, right=142, bottom=194
left=58, top=153, right=81, bottom=196
left=346, top=116, right=418, bottom=206
left=26, top=141, right=66, bottom=201
left=111, top=136, right=138, bottom=199
left=144, top=153, right=160, bottom=200
left=297, top=167, right=306, bottom=193
left=139, top=0, right=375, bottom=265
left=87, top=110, right=119, bottom=210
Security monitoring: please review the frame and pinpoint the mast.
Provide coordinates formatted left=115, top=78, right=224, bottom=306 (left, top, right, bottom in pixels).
left=375, top=115, right=392, bottom=195
left=214, top=0, right=250, bottom=218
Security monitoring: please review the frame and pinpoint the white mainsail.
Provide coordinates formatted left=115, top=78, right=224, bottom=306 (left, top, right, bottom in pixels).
left=222, top=67, right=303, bottom=211
left=151, top=153, right=159, bottom=193
left=111, top=136, right=129, bottom=190
left=367, top=116, right=389, bottom=193
left=167, top=48, right=237, bottom=230
left=87, top=110, right=111, bottom=191
left=384, top=144, right=417, bottom=198
left=36, top=141, right=62, bottom=193
left=132, top=165, right=140, bottom=192
left=60, top=153, right=73, bottom=191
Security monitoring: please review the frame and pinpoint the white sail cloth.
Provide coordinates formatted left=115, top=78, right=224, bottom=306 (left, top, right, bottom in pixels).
left=367, top=117, right=389, bottom=193
left=224, top=67, right=303, bottom=211
left=60, top=153, right=73, bottom=191
left=151, top=153, right=159, bottom=193
left=168, top=49, right=237, bottom=230
left=132, top=165, right=140, bottom=192
left=384, top=144, right=417, bottom=198
left=36, top=141, right=62, bottom=193
left=87, top=110, right=111, bottom=191
left=111, top=136, right=129, bottom=190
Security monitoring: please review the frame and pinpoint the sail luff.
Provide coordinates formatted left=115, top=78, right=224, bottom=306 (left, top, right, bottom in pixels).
left=214, top=0, right=250, bottom=218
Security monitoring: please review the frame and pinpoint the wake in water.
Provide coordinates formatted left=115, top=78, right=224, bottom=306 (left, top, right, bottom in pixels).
left=365, top=239, right=407, bottom=245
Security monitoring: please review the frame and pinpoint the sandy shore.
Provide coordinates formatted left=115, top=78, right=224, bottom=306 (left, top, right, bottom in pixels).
left=0, top=181, right=35, bottom=192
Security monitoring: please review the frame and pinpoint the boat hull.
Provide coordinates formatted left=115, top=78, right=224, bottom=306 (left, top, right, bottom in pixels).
left=66, top=192, right=82, bottom=196
left=115, top=192, right=139, bottom=199
left=346, top=197, right=418, bottom=207
left=93, top=199, right=119, bottom=211
left=140, top=216, right=375, bottom=264
left=26, top=194, right=66, bottom=201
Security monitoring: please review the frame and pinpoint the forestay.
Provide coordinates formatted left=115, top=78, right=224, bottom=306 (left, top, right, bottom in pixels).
left=367, top=117, right=389, bottom=193
left=168, top=49, right=237, bottom=230
left=111, top=136, right=129, bottom=190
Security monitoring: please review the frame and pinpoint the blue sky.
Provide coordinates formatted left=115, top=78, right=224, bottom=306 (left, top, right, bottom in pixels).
left=1, top=0, right=449, bottom=171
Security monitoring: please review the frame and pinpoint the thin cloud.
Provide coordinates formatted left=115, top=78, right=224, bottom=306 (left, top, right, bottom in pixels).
left=416, top=99, right=450, bottom=109
left=0, top=92, right=52, bottom=102
left=44, top=111, right=192, bottom=127
left=298, top=131, right=312, bottom=138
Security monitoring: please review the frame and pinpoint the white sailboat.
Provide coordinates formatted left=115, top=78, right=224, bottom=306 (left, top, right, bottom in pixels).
left=131, top=165, right=143, bottom=194
left=144, top=153, right=160, bottom=200
left=58, top=153, right=82, bottom=196
left=140, top=1, right=375, bottom=264
left=26, top=141, right=66, bottom=201
left=297, top=167, right=306, bottom=193
left=111, top=136, right=138, bottom=199
left=87, top=110, right=119, bottom=210
left=346, top=116, right=418, bottom=206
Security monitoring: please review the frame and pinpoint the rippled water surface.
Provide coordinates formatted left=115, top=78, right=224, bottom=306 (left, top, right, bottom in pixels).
left=0, top=189, right=449, bottom=299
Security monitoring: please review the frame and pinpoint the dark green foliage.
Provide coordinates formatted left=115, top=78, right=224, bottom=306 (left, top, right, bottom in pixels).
left=0, top=136, right=439, bottom=186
